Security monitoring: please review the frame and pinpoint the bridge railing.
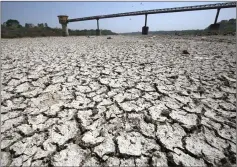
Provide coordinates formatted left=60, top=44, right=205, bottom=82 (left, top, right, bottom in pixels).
left=58, top=2, right=236, bottom=36
left=67, top=2, right=236, bottom=22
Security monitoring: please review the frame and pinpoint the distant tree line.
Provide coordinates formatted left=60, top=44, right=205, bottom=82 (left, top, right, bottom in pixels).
left=1, top=19, right=117, bottom=38
left=2, top=19, right=48, bottom=29
left=122, top=18, right=236, bottom=36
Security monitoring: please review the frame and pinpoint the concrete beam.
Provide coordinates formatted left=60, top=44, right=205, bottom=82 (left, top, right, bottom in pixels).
left=58, top=15, right=69, bottom=36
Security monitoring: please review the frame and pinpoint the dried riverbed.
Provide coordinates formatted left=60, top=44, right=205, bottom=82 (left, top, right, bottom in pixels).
left=1, top=35, right=236, bottom=166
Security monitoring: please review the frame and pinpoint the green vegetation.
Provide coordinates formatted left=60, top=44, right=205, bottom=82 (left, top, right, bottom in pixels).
left=5, top=19, right=20, bottom=28
left=1, top=19, right=117, bottom=38
left=68, top=29, right=117, bottom=36
left=122, top=18, right=236, bottom=36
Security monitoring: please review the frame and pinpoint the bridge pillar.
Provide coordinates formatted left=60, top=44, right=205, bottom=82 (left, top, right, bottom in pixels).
left=96, top=19, right=101, bottom=36
left=214, top=8, right=220, bottom=24
left=142, top=26, right=149, bottom=35
left=142, top=14, right=149, bottom=35
left=96, top=29, right=101, bottom=36
left=58, top=15, right=69, bottom=36
left=209, top=8, right=221, bottom=32
left=208, top=8, right=221, bottom=32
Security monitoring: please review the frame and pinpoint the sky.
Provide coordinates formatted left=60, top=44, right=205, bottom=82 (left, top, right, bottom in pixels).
left=1, top=1, right=236, bottom=33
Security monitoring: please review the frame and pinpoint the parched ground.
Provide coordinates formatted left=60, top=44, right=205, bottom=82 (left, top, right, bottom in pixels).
left=1, top=35, right=236, bottom=167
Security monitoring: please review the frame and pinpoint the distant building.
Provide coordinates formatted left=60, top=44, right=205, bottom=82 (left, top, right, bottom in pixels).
left=25, top=23, right=35, bottom=28
left=3, top=22, right=7, bottom=27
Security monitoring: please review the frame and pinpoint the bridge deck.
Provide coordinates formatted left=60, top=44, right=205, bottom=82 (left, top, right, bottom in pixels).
left=68, top=2, right=236, bottom=22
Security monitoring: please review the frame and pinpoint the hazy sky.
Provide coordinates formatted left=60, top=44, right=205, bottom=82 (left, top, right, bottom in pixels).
left=1, top=1, right=236, bottom=33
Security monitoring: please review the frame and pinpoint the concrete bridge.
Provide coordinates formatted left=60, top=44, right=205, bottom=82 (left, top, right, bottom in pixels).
left=58, top=2, right=236, bottom=36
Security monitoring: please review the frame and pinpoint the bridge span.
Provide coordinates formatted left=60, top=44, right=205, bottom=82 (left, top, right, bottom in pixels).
left=57, top=2, right=236, bottom=36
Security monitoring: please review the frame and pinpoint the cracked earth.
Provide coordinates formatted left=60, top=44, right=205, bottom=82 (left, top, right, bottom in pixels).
left=1, top=35, right=236, bottom=167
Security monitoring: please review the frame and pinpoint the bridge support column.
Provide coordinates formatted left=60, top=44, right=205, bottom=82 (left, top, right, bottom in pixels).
left=61, top=24, right=69, bottom=36
left=142, top=14, right=149, bottom=35
left=96, top=29, right=101, bottom=36
left=142, top=26, right=149, bottom=35
left=58, top=15, right=69, bottom=36
left=96, top=19, right=101, bottom=36
left=209, top=8, right=221, bottom=32
left=214, top=8, right=220, bottom=24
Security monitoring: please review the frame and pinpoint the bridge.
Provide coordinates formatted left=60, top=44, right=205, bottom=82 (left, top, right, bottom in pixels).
left=57, top=2, right=236, bottom=36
